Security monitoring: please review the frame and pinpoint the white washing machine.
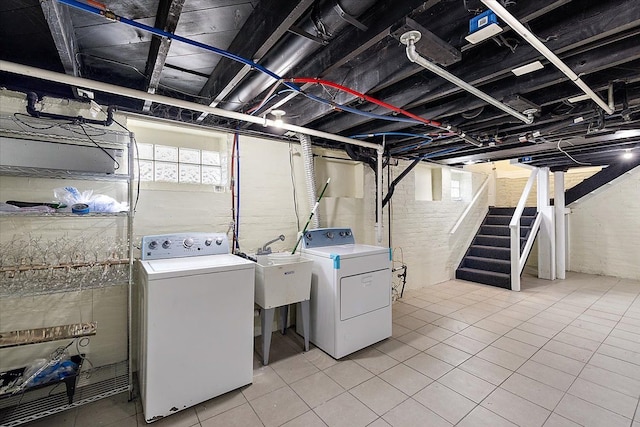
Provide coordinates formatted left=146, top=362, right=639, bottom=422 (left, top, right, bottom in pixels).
left=137, top=233, right=255, bottom=423
left=298, top=228, right=392, bottom=359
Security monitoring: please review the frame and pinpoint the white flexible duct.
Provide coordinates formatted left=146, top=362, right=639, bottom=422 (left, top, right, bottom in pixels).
left=297, top=133, right=320, bottom=228
left=481, top=0, right=614, bottom=115
left=400, top=31, right=534, bottom=125
left=0, top=60, right=382, bottom=151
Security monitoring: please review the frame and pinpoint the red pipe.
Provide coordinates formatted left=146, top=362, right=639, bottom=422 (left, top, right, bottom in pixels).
left=288, top=77, right=443, bottom=128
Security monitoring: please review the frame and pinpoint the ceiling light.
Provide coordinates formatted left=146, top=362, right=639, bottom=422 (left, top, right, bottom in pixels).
left=623, top=150, right=633, bottom=160
left=511, top=61, right=544, bottom=76
left=567, top=94, right=591, bottom=104
left=270, top=109, right=286, bottom=127
left=465, top=23, right=502, bottom=44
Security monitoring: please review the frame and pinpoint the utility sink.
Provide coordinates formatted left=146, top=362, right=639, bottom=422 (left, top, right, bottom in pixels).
left=254, top=254, right=313, bottom=309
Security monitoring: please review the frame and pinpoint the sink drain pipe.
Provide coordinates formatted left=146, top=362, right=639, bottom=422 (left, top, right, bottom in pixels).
left=297, top=133, right=320, bottom=229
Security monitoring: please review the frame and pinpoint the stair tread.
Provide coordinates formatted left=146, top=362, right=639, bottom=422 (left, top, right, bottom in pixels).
left=477, top=234, right=527, bottom=239
left=456, top=267, right=509, bottom=278
left=465, top=256, right=510, bottom=265
left=470, top=245, right=510, bottom=251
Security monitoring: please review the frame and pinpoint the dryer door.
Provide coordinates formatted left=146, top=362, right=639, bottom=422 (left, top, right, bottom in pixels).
left=340, top=268, right=391, bottom=321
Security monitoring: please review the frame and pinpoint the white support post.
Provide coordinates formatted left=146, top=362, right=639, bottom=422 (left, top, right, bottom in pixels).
left=537, top=168, right=556, bottom=280
left=554, top=171, right=566, bottom=279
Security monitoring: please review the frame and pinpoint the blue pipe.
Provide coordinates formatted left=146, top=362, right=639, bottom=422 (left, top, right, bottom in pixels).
left=350, top=132, right=435, bottom=139
left=421, top=146, right=464, bottom=158
left=56, top=0, right=424, bottom=126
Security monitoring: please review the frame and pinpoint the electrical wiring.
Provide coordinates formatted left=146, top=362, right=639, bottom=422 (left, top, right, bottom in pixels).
left=288, top=77, right=443, bottom=128
left=289, top=143, right=301, bottom=230
left=230, top=132, right=238, bottom=251
left=12, top=113, right=67, bottom=129
left=103, top=111, right=142, bottom=212
left=78, top=124, right=121, bottom=170
left=556, top=138, right=592, bottom=166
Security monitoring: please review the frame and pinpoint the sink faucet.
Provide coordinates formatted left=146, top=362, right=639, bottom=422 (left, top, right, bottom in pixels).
left=257, top=235, right=285, bottom=255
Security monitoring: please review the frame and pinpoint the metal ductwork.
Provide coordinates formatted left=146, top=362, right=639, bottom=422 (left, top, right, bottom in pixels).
left=221, top=0, right=376, bottom=111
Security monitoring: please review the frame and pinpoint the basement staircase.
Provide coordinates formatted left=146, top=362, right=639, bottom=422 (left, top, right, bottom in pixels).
left=456, top=207, right=538, bottom=289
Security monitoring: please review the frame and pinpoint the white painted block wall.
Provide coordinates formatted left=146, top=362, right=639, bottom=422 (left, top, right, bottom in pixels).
left=569, top=167, right=640, bottom=280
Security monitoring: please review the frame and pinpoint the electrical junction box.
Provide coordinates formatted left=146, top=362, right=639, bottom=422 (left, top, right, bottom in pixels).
left=465, top=10, right=502, bottom=44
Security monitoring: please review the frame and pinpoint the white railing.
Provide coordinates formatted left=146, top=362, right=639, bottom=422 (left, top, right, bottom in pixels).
left=450, top=177, right=489, bottom=234
left=509, top=168, right=540, bottom=291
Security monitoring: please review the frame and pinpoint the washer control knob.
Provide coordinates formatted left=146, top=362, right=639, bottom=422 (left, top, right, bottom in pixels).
left=326, top=231, right=334, bottom=239
left=339, top=231, right=346, bottom=237
left=345, top=230, right=352, bottom=236
left=215, top=237, right=223, bottom=246
left=204, top=238, right=213, bottom=246
left=183, top=237, right=194, bottom=248
left=148, top=240, right=158, bottom=250
left=162, top=240, right=172, bottom=249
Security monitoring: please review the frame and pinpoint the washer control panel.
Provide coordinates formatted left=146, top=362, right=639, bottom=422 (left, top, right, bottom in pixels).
left=141, top=232, right=229, bottom=260
left=301, top=228, right=355, bottom=249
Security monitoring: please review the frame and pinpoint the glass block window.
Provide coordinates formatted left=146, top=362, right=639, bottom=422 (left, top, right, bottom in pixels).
left=135, top=143, right=227, bottom=186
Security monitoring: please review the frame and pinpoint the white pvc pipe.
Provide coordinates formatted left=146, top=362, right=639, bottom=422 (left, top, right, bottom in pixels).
left=0, top=60, right=382, bottom=151
left=481, top=0, right=614, bottom=115
left=401, top=34, right=533, bottom=125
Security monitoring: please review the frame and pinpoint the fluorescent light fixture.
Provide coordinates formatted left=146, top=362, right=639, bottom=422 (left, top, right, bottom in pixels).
left=270, top=109, right=286, bottom=127
left=511, top=61, right=544, bottom=76
left=465, top=23, right=502, bottom=44
left=623, top=150, right=633, bottom=160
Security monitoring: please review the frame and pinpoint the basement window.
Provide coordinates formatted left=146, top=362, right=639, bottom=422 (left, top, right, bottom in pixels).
left=135, top=142, right=227, bottom=187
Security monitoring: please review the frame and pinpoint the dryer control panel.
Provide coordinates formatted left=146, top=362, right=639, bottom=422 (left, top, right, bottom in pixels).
left=141, top=233, right=229, bottom=260
left=301, top=228, right=355, bottom=248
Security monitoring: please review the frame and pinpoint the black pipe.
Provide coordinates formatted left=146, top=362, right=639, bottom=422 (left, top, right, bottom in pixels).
left=26, top=92, right=114, bottom=126
left=382, top=157, right=422, bottom=207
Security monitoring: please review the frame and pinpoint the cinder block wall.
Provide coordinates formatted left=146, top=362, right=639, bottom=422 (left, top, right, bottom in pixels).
left=385, top=161, right=488, bottom=289
left=569, top=167, right=640, bottom=280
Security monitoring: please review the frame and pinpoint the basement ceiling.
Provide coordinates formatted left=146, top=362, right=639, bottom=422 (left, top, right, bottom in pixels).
left=1, top=0, right=639, bottom=170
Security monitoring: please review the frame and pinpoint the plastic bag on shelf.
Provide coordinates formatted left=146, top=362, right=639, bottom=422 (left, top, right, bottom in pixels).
left=53, top=186, right=129, bottom=213
left=15, top=350, right=78, bottom=392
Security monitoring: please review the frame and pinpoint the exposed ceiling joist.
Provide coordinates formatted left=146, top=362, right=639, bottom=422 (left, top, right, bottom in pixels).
left=197, top=0, right=314, bottom=105
left=316, top=0, right=640, bottom=135
left=40, top=0, right=79, bottom=76
left=142, top=0, right=186, bottom=112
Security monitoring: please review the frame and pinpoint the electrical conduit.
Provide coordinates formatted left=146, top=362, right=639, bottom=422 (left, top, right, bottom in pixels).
left=399, top=31, right=534, bottom=125
left=481, top=0, right=614, bottom=115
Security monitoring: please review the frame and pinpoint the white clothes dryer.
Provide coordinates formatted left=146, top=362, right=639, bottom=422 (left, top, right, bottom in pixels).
left=298, top=228, right=391, bottom=359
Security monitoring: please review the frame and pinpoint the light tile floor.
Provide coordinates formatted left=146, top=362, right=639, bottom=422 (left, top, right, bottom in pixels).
left=23, top=272, right=640, bottom=426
